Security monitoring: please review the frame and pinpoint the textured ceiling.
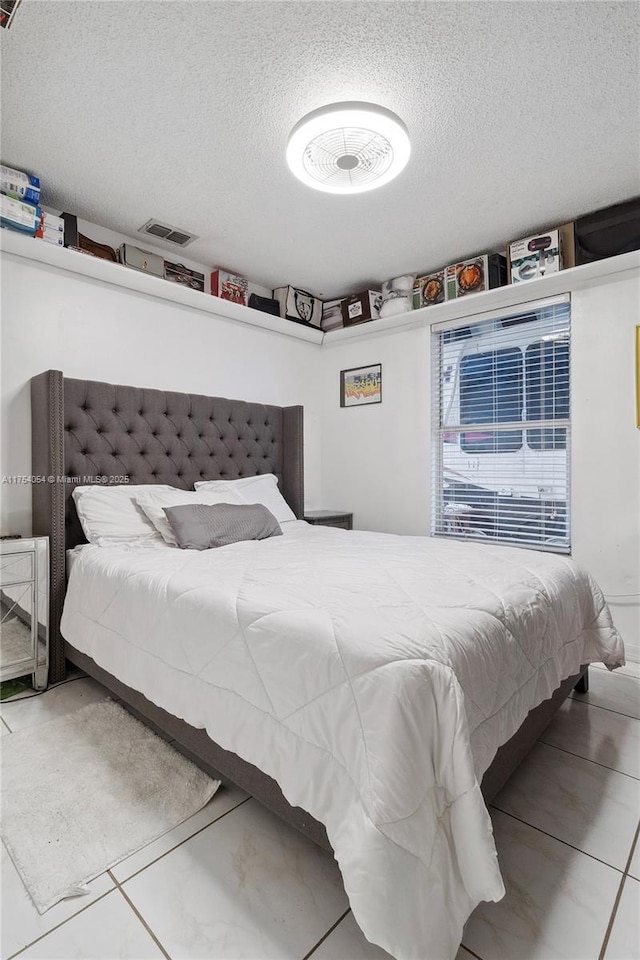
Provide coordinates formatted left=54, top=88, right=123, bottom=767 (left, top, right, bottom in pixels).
left=2, top=1, right=639, bottom=297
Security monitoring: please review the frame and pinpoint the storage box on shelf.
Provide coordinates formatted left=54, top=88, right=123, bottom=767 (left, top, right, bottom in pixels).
left=211, top=269, right=248, bottom=305
left=446, top=253, right=507, bottom=299
left=508, top=223, right=575, bottom=284
left=35, top=211, right=64, bottom=246
left=321, top=298, right=344, bottom=331
left=413, top=270, right=446, bottom=308
left=163, top=260, right=205, bottom=291
left=341, top=290, right=382, bottom=327
left=0, top=194, right=40, bottom=235
left=0, top=164, right=40, bottom=206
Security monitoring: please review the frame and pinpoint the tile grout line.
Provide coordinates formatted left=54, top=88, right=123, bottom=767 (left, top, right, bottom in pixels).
left=561, top=695, right=640, bottom=722
left=597, top=819, right=640, bottom=960
left=116, top=794, right=253, bottom=884
left=5, top=888, right=115, bottom=960
left=570, top=691, right=640, bottom=721
left=490, top=805, right=630, bottom=875
left=535, top=738, right=640, bottom=782
left=459, top=945, right=484, bottom=960
left=1, top=715, right=12, bottom=733
left=0, top=674, right=90, bottom=706
left=537, top=737, right=640, bottom=781
left=109, top=870, right=173, bottom=960
left=4, top=795, right=250, bottom=960
left=300, top=907, right=351, bottom=960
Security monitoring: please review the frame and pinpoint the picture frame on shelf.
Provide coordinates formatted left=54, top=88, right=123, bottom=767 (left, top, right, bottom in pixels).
left=340, top=363, right=382, bottom=408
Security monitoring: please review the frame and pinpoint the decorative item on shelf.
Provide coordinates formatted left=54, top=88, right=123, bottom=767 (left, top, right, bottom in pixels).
left=340, top=363, right=382, bottom=407
left=61, top=213, right=118, bottom=261
left=248, top=293, right=280, bottom=316
left=118, top=243, right=163, bottom=275
left=273, top=285, right=322, bottom=328
left=163, top=260, right=205, bottom=291
left=379, top=274, right=415, bottom=318
left=413, top=270, right=447, bottom=308
left=0, top=194, right=40, bottom=235
left=35, top=211, right=64, bottom=246
left=341, top=290, right=383, bottom=327
left=0, top=164, right=40, bottom=205
left=446, top=254, right=507, bottom=298
left=508, top=226, right=574, bottom=284
left=575, top=198, right=640, bottom=265
left=321, top=298, right=345, bottom=331
left=211, top=269, right=248, bottom=305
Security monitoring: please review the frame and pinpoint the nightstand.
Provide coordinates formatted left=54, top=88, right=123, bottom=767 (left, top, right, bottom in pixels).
left=0, top=537, right=49, bottom=690
left=304, top=511, right=353, bottom=530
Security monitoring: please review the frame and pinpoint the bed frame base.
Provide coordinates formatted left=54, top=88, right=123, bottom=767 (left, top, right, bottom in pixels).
left=65, top=643, right=586, bottom=852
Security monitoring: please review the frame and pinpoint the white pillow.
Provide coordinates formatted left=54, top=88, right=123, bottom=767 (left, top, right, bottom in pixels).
left=72, top=484, right=177, bottom=543
left=134, top=487, right=246, bottom=546
left=194, top=474, right=297, bottom=524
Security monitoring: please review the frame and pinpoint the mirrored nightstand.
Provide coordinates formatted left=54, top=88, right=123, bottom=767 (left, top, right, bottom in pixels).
left=0, top=537, right=49, bottom=690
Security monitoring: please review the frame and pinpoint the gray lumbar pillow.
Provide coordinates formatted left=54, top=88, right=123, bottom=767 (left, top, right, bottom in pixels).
left=163, top=502, right=282, bottom=550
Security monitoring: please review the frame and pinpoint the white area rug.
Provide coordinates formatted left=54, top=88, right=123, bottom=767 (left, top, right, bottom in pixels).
left=1, top=699, right=219, bottom=913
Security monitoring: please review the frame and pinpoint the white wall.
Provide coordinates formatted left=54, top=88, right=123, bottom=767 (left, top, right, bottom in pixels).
left=0, top=251, right=323, bottom=534
left=321, top=322, right=431, bottom=535
left=571, top=272, right=640, bottom=659
left=2, top=247, right=638, bottom=658
left=321, top=270, right=640, bottom=658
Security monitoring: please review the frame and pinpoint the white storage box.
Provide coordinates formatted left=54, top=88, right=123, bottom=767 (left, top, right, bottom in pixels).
left=0, top=195, right=40, bottom=234
left=35, top=211, right=64, bottom=245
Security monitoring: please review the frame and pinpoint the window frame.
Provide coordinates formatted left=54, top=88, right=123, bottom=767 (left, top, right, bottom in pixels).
left=431, top=294, right=571, bottom=553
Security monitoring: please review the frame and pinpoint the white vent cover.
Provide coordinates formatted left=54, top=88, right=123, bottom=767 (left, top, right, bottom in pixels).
left=287, top=102, right=411, bottom=195
left=138, top=219, right=199, bottom=247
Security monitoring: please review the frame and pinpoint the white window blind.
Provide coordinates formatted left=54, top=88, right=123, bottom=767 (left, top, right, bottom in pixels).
left=431, top=295, right=571, bottom=552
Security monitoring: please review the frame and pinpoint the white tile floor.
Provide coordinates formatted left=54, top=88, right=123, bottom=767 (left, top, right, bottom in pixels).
left=1, top=667, right=639, bottom=960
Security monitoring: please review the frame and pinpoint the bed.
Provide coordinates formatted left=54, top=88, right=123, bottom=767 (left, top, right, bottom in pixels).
left=30, top=370, right=624, bottom=960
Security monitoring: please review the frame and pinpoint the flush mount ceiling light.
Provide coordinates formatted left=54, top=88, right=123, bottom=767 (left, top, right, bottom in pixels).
left=286, top=101, right=411, bottom=195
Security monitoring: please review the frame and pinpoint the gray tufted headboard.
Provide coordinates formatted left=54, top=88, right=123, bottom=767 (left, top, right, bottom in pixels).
left=31, top=370, right=304, bottom=683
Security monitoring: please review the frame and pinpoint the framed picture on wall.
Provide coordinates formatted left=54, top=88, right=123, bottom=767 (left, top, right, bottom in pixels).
left=340, top=363, right=382, bottom=407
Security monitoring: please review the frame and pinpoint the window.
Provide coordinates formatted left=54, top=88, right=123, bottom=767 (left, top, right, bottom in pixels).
left=432, top=295, right=571, bottom=551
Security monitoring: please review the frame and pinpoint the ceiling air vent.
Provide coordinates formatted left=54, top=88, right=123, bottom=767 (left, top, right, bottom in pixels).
left=138, top=219, right=199, bottom=247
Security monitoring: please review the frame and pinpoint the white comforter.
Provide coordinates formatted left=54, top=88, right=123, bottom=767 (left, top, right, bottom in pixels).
left=61, top=522, right=624, bottom=959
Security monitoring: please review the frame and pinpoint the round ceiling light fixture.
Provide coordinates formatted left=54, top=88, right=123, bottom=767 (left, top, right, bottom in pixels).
left=286, top=101, right=411, bottom=195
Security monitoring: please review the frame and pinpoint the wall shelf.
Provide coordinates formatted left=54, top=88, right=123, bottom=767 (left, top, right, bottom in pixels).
left=3, top=229, right=638, bottom=348
left=323, top=250, right=640, bottom=344
left=0, top=230, right=324, bottom=345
